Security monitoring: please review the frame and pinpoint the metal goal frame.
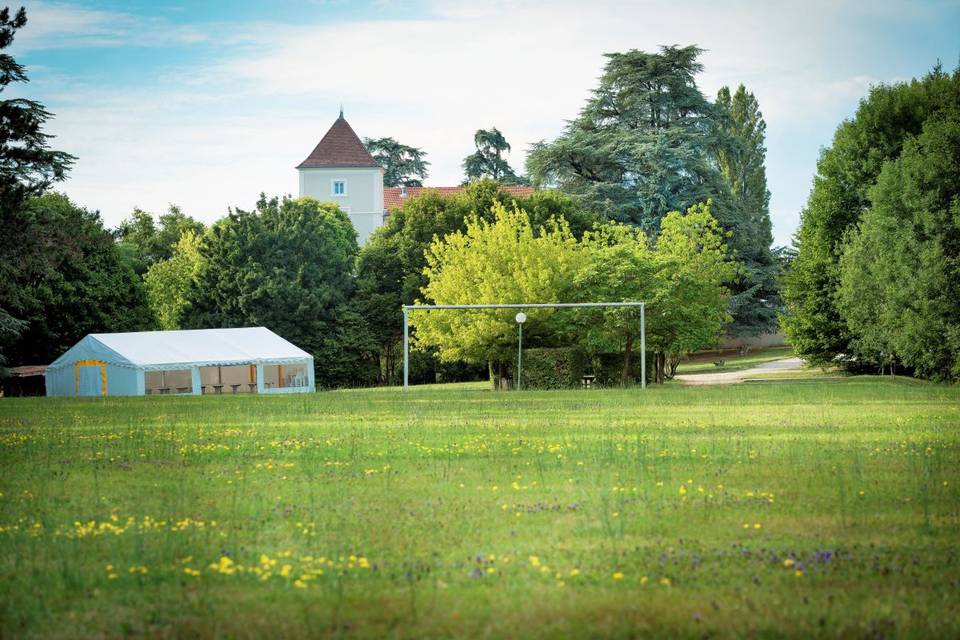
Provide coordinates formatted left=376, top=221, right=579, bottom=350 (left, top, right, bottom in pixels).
left=401, top=302, right=646, bottom=391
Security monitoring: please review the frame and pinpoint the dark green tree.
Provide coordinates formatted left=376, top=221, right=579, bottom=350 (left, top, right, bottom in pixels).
left=3, top=193, right=154, bottom=365
left=363, top=136, right=430, bottom=187
left=527, top=45, right=732, bottom=232
left=355, top=233, right=405, bottom=383
left=184, top=195, right=377, bottom=387
left=0, top=6, right=76, bottom=368
left=838, top=107, right=960, bottom=380
left=714, top=84, right=779, bottom=334
left=782, top=64, right=960, bottom=365
left=463, top=128, right=526, bottom=185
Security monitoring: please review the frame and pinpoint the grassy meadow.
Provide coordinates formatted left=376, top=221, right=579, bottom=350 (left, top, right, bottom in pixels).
left=1, top=379, right=959, bottom=638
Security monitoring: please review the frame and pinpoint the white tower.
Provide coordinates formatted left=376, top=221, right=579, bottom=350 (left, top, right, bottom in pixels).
left=297, top=111, right=384, bottom=244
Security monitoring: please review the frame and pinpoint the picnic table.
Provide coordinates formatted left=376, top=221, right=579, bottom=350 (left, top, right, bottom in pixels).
left=176, top=386, right=191, bottom=394
left=229, top=384, right=241, bottom=394
left=158, top=387, right=171, bottom=394
left=247, top=383, right=257, bottom=393
left=211, top=384, right=223, bottom=394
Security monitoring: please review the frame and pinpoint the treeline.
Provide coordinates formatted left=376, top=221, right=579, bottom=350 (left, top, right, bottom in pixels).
left=1, top=10, right=783, bottom=388
left=782, top=64, right=960, bottom=381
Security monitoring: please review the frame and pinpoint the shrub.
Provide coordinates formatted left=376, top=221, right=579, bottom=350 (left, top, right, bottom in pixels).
left=521, top=348, right=587, bottom=389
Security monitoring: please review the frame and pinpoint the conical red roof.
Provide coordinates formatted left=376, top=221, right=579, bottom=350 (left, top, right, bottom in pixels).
left=297, top=115, right=379, bottom=168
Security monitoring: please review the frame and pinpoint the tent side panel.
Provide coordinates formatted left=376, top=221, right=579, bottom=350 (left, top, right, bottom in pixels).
left=106, top=364, right=142, bottom=396
left=259, top=358, right=315, bottom=394
left=45, top=367, right=75, bottom=397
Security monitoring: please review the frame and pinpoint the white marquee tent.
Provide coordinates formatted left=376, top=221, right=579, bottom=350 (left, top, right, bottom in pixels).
left=45, top=327, right=315, bottom=397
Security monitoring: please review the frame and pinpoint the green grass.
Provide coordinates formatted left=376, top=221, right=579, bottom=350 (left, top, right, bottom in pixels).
left=676, top=345, right=795, bottom=374
left=1, top=379, right=959, bottom=638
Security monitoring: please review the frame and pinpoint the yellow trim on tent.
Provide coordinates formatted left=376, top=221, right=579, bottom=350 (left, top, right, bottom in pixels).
left=74, top=359, right=108, bottom=397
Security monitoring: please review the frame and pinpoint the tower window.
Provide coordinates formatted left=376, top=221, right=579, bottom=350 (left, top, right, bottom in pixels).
left=332, top=180, right=346, bottom=196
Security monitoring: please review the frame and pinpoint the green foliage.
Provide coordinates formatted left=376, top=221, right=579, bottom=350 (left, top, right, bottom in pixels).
left=356, top=181, right=596, bottom=382
left=574, top=223, right=655, bottom=383
left=527, top=46, right=730, bottom=231
left=115, top=205, right=205, bottom=275
left=144, top=230, right=204, bottom=330
left=412, top=203, right=586, bottom=375
left=463, top=127, right=526, bottom=185
left=0, top=7, right=75, bottom=208
left=2, top=193, right=154, bottom=365
left=714, top=85, right=780, bottom=334
left=185, top=195, right=376, bottom=388
left=838, top=108, right=960, bottom=379
left=0, top=7, right=76, bottom=368
left=783, top=64, right=960, bottom=366
left=590, top=351, right=650, bottom=387
left=520, top=347, right=587, bottom=389
left=363, top=136, right=430, bottom=187
left=413, top=200, right=733, bottom=386
left=3, top=379, right=959, bottom=637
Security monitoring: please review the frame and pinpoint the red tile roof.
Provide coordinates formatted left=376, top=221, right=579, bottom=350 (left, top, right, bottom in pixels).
left=297, top=116, right=380, bottom=168
left=383, top=185, right=535, bottom=210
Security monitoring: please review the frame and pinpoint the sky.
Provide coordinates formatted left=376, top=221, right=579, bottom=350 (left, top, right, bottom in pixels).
left=8, top=0, right=960, bottom=246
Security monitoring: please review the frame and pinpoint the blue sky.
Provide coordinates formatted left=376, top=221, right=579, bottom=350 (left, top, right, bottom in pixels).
left=9, top=0, right=960, bottom=246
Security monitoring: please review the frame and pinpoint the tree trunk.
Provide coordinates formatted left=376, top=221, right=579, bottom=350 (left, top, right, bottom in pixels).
left=621, top=333, right=634, bottom=387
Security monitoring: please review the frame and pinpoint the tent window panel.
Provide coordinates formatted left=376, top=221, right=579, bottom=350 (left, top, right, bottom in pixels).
left=200, top=365, right=257, bottom=393
left=144, top=369, right=192, bottom=394
left=263, top=364, right=308, bottom=389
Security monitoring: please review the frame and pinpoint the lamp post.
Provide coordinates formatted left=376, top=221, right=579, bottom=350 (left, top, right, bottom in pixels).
left=515, top=312, right=526, bottom=391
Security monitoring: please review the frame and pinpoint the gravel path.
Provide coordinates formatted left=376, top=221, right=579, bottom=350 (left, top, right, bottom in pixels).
left=675, top=357, right=805, bottom=386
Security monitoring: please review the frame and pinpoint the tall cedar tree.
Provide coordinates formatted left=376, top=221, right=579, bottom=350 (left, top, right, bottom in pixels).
left=1, top=7, right=89, bottom=368
left=463, top=128, right=527, bottom=185
left=529, top=46, right=778, bottom=335
left=363, top=137, right=430, bottom=187
left=782, top=64, right=960, bottom=366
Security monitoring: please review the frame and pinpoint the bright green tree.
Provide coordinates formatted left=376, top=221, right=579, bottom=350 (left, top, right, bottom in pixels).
left=647, top=202, right=736, bottom=382
left=363, top=137, right=430, bottom=187
left=144, top=230, right=204, bottom=330
left=356, top=181, right=596, bottom=383
left=574, top=223, right=655, bottom=384
left=412, top=203, right=587, bottom=387
left=783, top=64, right=960, bottom=366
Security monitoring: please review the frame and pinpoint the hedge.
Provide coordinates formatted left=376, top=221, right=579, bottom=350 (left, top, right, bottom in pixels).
left=520, top=348, right=588, bottom=389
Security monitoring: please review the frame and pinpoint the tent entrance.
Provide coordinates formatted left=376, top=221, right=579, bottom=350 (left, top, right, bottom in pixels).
left=200, top=365, right=258, bottom=394
left=74, top=359, right=107, bottom=397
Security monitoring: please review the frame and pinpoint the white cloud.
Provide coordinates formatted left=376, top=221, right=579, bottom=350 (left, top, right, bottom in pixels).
left=24, top=0, right=953, bottom=245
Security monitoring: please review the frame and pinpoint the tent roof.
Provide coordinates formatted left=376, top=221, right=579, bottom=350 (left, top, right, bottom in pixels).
left=49, top=327, right=311, bottom=369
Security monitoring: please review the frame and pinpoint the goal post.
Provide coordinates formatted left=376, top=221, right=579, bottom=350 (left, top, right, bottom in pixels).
left=401, top=302, right=646, bottom=391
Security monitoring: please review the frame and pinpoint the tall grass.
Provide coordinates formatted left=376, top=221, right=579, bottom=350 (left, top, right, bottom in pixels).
left=0, top=378, right=958, bottom=638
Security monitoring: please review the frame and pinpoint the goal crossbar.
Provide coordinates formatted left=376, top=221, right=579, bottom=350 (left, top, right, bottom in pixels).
left=401, top=302, right=646, bottom=391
